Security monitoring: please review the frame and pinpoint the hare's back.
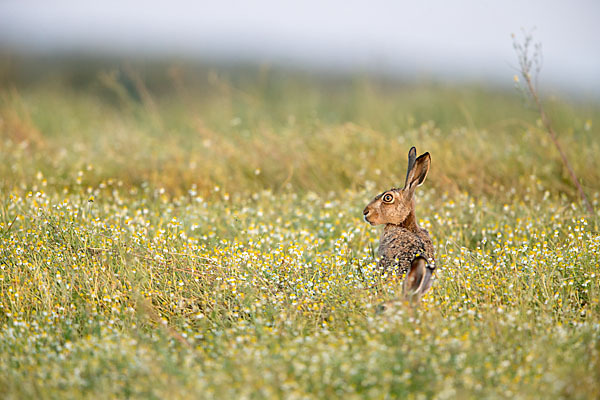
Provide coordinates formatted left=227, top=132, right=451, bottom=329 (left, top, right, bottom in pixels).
left=417, top=227, right=434, bottom=262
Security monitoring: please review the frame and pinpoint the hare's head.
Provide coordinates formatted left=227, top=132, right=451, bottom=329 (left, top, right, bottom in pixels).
left=363, top=147, right=430, bottom=226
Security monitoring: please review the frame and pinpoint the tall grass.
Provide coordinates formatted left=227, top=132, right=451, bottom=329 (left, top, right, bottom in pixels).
left=1, top=65, right=599, bottom=398
left=2, top=67, right=598, bottom=198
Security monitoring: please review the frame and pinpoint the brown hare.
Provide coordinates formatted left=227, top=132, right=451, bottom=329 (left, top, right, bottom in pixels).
left=363, top=147, right=435, bottom=300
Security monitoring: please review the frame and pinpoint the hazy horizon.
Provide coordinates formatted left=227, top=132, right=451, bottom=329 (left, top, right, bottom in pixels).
left=1, top=0, right=599, bottom=96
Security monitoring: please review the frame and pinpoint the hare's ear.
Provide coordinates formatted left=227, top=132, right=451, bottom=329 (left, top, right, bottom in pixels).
left=404, top=147, right=417, bottom=187
left=404, top=152, right=430, bottom=192
left=403, top=256, right=434, bottom=300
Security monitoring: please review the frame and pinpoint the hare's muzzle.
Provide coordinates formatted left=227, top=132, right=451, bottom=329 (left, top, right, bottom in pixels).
left=363, top=207, right=375, bottom=225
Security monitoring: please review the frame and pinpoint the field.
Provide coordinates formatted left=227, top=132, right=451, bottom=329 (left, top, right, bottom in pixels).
left=1, top=63, right=600, bottom=399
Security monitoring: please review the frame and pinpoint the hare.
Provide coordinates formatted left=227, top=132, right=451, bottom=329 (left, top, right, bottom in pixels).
left=363, top=147, right=435, bottom=299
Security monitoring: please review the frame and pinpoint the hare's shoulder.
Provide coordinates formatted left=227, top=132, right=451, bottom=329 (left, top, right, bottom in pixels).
left=378, top=226, right=428, bottom=273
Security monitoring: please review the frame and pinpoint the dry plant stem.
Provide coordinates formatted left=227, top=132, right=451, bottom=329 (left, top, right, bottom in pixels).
left=139, top=298, right=192, bottom=349
left=521, top=72, right=594, bottom=214
left=3, top=215, right=18, bottom=235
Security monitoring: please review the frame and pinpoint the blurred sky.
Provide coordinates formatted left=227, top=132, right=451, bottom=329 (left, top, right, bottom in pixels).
left=1, top=0, right=599, bottom=95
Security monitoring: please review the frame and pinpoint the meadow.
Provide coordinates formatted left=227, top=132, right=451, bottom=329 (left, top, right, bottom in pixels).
left=1, top=63, right=599, bottom=399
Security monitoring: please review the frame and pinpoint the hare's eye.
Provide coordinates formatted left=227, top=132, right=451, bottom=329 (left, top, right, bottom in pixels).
left=382, top=193, right=394, bottom=203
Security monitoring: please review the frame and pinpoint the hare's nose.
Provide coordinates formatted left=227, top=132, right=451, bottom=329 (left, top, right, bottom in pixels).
left=363, top=208, right=370, bottom=216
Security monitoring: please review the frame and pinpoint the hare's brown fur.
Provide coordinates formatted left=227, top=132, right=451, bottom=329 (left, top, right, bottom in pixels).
left=363, top=147, right=434, bottom=275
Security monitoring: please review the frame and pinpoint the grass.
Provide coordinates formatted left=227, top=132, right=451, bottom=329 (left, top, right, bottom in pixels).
left=1, top=64, right=599, bottom=399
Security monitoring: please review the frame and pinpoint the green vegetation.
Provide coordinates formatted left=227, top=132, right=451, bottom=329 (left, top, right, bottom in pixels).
left=1, top=65, right=599, bottom=398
